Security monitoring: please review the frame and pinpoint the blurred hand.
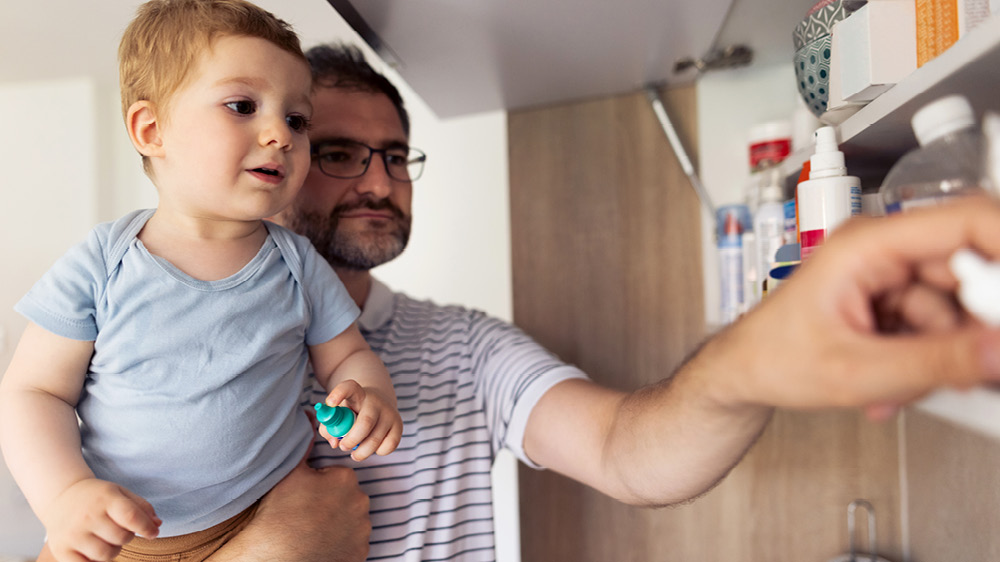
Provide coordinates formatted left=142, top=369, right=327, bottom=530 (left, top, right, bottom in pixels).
left=716, top=196, right=1000, bottom=419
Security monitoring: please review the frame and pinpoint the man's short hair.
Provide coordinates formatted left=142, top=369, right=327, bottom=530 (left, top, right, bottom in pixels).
left=305, top=43, right=410, bottom=137
left=118, top=0, right=306, bottom=123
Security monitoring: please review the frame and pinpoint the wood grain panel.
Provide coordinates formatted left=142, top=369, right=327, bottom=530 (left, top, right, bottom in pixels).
left=509, top=87, right=903, bottom=561
left=906, top=409, right=1000, bottom=562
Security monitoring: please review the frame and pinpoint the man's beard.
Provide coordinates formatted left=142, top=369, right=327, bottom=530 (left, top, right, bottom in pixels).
left=283, top=199, right=411, bottom=271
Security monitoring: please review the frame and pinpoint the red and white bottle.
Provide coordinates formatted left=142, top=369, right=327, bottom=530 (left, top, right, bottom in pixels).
left=797, top=127, right=861, bottom=260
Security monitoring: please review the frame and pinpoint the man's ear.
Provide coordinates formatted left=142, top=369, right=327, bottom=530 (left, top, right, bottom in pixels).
left=126, top=100, right=164, bottom=157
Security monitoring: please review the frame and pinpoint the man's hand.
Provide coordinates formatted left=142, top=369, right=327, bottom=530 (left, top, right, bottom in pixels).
left=206, top=448, right=370, bottom=562
left=525, top=197, right=1000, bottom=508
left=719, top=196, right=1000, bottom=418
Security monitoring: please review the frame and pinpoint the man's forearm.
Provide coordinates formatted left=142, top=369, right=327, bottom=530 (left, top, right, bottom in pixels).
left=522, top=340, right=774, bottom=508
left=601, top=333, right=774, bottom=506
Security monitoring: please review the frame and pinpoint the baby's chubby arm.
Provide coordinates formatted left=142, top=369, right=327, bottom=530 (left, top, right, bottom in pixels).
left=0, top=322, right=160, bottom=562
left=309, top=324, right=402, bottom=461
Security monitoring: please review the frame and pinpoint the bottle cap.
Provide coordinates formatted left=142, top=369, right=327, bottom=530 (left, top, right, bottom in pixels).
left=748, top=121, right=793, bottom=170
left=912, top=95, right=975, bottom=146
left=723, top=210, right=742, bottom=236
left=314, top=403, right=356, bottom=438
left=716, top=204, right=750, bottom=239
left=809, top=126, right=846, bottom=178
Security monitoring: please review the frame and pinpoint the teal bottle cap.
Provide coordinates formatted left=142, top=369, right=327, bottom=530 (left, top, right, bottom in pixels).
left=314, top=403, right=355, bottom=438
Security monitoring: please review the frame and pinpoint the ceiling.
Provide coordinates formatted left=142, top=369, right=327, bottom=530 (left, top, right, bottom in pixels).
left=2, top=0, right=819, bottom=118
left=0, top=0, right=357, bottom=87
left=329, top=0, right=822, bottom=117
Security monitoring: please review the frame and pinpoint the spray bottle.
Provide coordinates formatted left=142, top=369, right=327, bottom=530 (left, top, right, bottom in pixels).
left=797, top=127, right=862, bottom=259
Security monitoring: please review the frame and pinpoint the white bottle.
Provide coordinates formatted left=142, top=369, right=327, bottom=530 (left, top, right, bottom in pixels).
left=797, top=126, right=862, bottom=260
left=754, top=169, right=786, bottom=299
left=950, top=249, right=1000, bottom=326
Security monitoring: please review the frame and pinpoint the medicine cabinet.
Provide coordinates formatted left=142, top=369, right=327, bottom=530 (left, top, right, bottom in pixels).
left=331, top=0, right=1000, bottom=435
left=774, top=14, right=1000, bottom=437
left=776, top=14, right=1000, bottom=185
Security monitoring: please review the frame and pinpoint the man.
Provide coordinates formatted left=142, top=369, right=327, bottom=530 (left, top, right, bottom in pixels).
left=212, top=44, right=1000, bottom=561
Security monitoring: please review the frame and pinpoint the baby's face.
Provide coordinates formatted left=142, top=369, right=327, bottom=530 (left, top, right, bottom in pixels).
left=152, top=34, right=313, bottom=223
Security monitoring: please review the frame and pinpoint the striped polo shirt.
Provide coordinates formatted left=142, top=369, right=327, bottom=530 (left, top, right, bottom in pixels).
left=304, top=279, right=587, bottom=561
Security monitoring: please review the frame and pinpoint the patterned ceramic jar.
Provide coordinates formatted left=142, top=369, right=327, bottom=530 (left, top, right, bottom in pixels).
left=792, top=0, right=867, bottom=117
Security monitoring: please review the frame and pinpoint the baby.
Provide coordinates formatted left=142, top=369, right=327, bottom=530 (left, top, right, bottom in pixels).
left=0, top=1, right=402, bottom=561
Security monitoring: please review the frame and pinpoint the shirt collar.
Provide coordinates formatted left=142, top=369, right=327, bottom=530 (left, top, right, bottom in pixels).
left=358, top=277, right=394, bottom=332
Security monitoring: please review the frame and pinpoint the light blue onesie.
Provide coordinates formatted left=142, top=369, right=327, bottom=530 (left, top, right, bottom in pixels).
left=15, top=209, right=359, bottom=536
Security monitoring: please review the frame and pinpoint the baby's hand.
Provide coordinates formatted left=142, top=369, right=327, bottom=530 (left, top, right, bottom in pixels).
left=320, top=380, right=403, bottom=461
left=42, top=478, right=160, bottom=562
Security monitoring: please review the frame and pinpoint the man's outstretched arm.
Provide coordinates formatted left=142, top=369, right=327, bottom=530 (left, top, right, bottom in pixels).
left=525, top=196, right=1000, bottom=507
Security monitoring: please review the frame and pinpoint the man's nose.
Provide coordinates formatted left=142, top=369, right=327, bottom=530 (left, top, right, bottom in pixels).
left=355, top=156, right=393, bottom=199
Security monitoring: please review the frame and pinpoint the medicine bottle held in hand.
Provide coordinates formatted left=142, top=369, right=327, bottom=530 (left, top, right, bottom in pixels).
left=315, top=403, right=355, bottom=438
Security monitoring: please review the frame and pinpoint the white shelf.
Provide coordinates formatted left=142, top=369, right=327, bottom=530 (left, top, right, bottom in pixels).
left=779, top=14, right=1000, bottom=183
left=916, top=387, right=1000, bottom=441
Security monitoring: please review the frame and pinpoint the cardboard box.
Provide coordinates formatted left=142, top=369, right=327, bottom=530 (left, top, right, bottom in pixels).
left=824, top=20, right=867, bottom=124
left=916, top=0, right=991, bottom=66
left=837, top=0, right=918, bottom=102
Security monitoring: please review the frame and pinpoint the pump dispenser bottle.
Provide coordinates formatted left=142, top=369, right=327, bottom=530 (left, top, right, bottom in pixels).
left=797, top=127, right=862, bottom=259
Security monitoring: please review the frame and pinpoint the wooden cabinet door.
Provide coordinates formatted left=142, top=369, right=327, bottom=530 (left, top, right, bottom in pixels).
left=508, top=86, right=902, bottom=562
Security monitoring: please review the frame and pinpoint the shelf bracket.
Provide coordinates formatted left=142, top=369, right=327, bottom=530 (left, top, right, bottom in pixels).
left=645, top=86, right=716, bottom=217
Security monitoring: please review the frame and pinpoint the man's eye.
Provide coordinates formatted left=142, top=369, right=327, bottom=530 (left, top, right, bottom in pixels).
left=385, top=152, right=408, bottom=166
left=286, top=114, right=310, bottom=133
left=225, top=100, right=256, bottom=115
left=317, top=150, right=352, bottom=163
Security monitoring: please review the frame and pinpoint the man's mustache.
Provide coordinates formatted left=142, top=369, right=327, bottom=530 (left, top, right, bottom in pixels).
left=331, top=199, right=406, bottom=221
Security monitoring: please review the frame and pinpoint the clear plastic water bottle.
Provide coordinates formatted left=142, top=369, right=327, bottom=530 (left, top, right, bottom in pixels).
left=879, top=95, right=984, bottom=214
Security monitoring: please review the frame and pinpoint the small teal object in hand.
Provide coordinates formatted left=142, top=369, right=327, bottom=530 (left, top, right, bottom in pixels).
left=314, top=403, right=355, bottom=438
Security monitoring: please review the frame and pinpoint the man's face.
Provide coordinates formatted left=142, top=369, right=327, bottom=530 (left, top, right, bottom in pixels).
left=278, top=87, right=413, bottom=270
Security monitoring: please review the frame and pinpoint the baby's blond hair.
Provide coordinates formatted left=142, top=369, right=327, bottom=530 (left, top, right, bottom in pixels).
left=118, top=0, right=306, bottom=131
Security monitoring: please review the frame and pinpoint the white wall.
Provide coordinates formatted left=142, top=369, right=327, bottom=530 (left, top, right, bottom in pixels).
left=0, top=3, right=514, bottom=559
left=255, top=4, right=514, bottom=322
left=696, top=63, right=803, bottom=327
left=0, top=78, right=100, bottom=559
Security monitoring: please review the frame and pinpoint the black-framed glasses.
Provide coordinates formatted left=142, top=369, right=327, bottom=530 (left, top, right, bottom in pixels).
left=312, top=139, right=426, bottom=182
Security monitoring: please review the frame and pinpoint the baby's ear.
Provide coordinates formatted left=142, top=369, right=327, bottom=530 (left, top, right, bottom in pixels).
left=126, top=101, right=164, bottom=157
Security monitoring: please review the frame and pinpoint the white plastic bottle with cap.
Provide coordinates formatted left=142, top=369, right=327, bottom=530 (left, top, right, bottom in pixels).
left=797, top=126, right=862, bottom=260
left=753, top=168, right=786, bottom=302
left=879, top=94, right=983, bottom=214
